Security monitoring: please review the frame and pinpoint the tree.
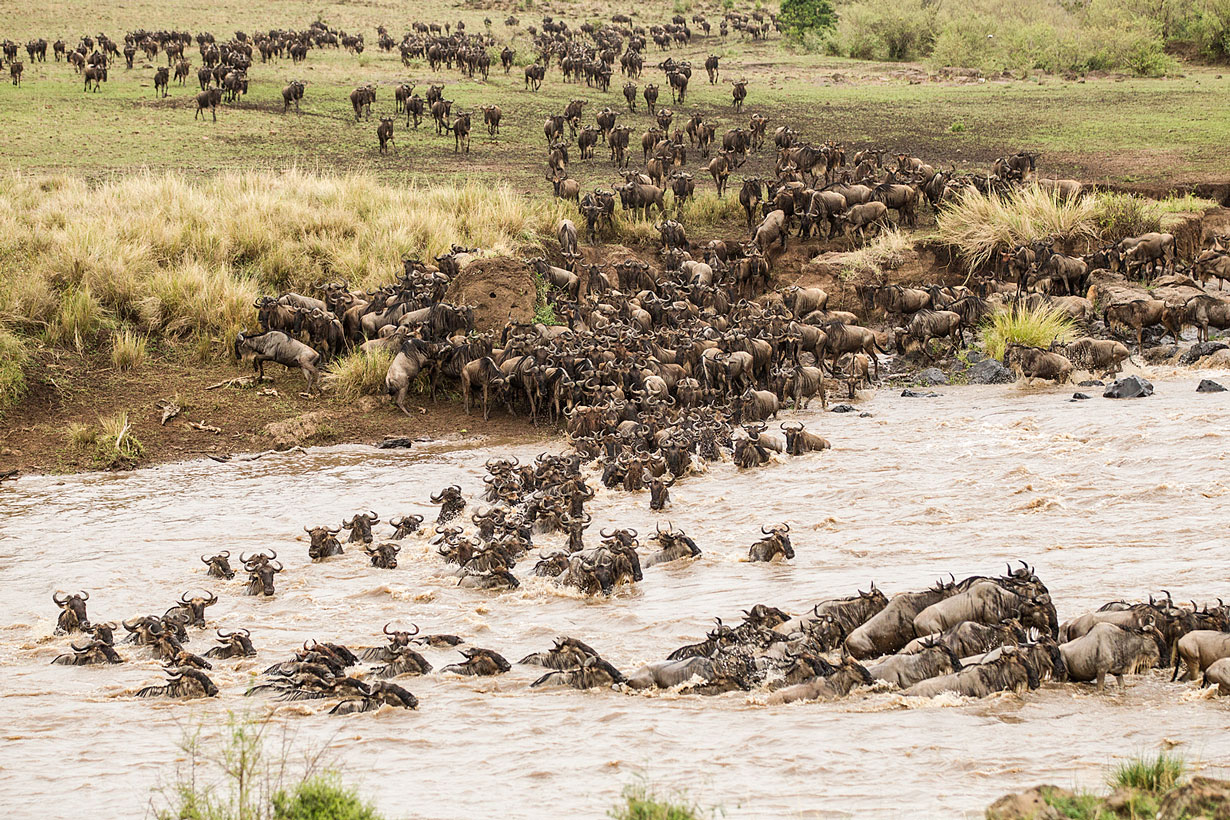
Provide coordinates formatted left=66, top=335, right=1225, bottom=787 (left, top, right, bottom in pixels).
left=778, top=0, right=837, bottom=38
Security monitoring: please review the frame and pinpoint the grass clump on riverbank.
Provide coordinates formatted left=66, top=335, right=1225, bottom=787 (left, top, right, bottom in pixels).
left=841, top=228, right=910, bottom=278
left=936, top=187, right=1215, bottom=272
left=609, top=782, right=710, bottom=820
left=989, top=753, right=1206, bottom=820
left=980, top=305, right=1077, bottom=360
left=325, top=348, right=395, bottom=402
left=155, top=712, right=384, bottom=820
left=0, top=331, right=31, bottom=411
left=0, top=171, right=567, bottom=354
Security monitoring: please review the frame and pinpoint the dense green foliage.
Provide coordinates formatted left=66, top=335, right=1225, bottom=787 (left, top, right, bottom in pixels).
left=778, top=0, right=837, bottom=39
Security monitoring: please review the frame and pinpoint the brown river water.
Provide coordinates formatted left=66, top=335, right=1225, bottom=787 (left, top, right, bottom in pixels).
left=3, top=375, right=1229, bottom=819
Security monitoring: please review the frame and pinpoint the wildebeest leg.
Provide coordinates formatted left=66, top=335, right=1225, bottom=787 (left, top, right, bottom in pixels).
left=394, top=386, right=413, bottom=417
left=1095, top=670, right=1105, bottom=691
left=482, top=384, right=491, bottom=422
left=302, top=363, right=318, bottom=394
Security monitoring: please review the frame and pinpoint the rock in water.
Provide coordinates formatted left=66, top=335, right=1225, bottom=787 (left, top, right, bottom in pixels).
left=985, top=785, right=1073, bottom=820
left=1077, top=379, right=1104, bottom=387
left=966, top=358, right=1015, bottom=385
left=375, top=437, right=415, bottom=449
left=829, top=404, right=857, bottom=413
left=1179, top=341, right=1229, bottom=365
left=1103, top=375, right=1153, bottom=399
left=1197, top=379, right=1227, bottom=393
left=917, top=367, right=948, bottom=386
left=901, top=389, right=940, bottom=398
left=1070, top=393, right=1091, bottom=401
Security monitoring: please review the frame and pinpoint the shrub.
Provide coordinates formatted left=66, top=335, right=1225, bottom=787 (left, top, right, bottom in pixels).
left=110, top=329, right=148, bottom=371
left=272, top=777, right=383, bottom=820
left=609, top=783, right=704, bottom=820
left=836, top=0, right=935, bottom=61
left=1109, top=753, right=1185, bottom=793
left=534, top=273, right=560, bottom=326
left=0, top=330, right=30, bottom=410
left=980, top=305, right=1077, bottom=360
left=65, top=421, right=97, bottom=449
left=1091, top=193, right=1163, bottom=243
left=778, top=0, right=836, bottom=39
left=324, top=348, right=394, bottom=402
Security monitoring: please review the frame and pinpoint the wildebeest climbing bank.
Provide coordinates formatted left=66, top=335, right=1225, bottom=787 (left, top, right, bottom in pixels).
left=2, top=0, right=1230, bottom=816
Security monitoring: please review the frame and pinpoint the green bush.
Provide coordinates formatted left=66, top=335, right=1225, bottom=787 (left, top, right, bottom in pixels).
left=1110, top=753, right=1185, bottom=793
left=0, top=330, right=30, bottom=410
left=778, top=0, right=836, bottom=39
left=981, top=305, right=1078, bottom=360
left=1091, top=192, right=1163, bottom=242
left=837, top=0, right=935, bottom=61
left=272, top=777, right=383, bottom=820
left=534, top=273, right=560, bottom=326
left=609, top=783, right=704, bottom=820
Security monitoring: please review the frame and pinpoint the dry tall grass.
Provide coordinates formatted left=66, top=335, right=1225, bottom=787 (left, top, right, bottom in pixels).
left=0, top=170, right=568, bottom=350
left=841, top=228, right=911, bottom=279
left=936, top=186, right=1098, bottom=272
left=324, top=348, right=394, bottom=401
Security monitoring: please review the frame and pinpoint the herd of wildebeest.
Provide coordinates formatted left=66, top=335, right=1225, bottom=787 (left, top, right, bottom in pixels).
left=24, top=13, right=1230, bottom=716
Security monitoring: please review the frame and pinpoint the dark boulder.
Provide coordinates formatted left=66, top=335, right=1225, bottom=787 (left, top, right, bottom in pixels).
left=1179, top=341, right=1229, bottom=365
left=917, top=367, right=948, bottom=386
left=966, top=358, right=1014, bottom=385
left=1197, top=379, right=1227, bottom=393
left=1103, top=375, right=1153, bottom=399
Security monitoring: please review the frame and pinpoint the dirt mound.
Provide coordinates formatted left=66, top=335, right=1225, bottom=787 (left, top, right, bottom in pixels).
left=445, top=256, right=537, bottom=333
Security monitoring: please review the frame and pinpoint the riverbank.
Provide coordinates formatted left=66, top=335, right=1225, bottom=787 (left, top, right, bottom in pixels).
left=0, top=346, right=547, bottom=475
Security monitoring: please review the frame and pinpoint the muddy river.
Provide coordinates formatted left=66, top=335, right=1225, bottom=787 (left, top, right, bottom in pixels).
left=3, top=376, right=1229, bottom=818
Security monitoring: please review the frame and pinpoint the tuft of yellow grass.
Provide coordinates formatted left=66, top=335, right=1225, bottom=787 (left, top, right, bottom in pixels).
left=324, top=348, right=394, bottom=402
left=841, top=228, right=911, bottom=279
left=110, top=329, right=148, bottom=371
left=936, top=185, right=1098, bottom=271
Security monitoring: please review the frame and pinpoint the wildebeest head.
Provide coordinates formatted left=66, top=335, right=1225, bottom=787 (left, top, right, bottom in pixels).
left=390, top=514, right=424, bottom=539
left=239, top=550, right=281, bottom=597
left=364, top=542, right=400, bottom=569
left=53, top=590, right=91, bottom=634
left=167, top=590, right=218, bottom=628
left=204, top=628, right=256, bottom=659
left=201, top=550, right=235, bottom=579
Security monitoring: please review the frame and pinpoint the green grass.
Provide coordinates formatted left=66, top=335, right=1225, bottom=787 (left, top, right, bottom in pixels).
left=0, top=330, right=31, bottom=410
left=1041, top=788, right=1112, bottom=820
left=324, top=348, right=394, bottom=401
left=609, top=783, right=707, bottom=820
left=1109, top=753, right=1185, bottom=793
left=534, top=273, right=560, bottom=326
left=980, top=305, right=1077, bottom=360
left=0, top=0, right=1225, bottom=190
left=46, top=287, right=110, bottom=351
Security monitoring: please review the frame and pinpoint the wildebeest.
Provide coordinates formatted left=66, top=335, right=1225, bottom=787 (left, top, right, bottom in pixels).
left=1102, top=298, right=1177, bottom=351
left=1054, top=337, right=1130, bottom=378
left=201, top=551, right=235, bottom=579
left=845, top=583, right=954, bottom=659
left=165, top=590, right=218, bottom=628
left=902, top=645, right=1039, bottom=698
left=194, top=87, right=221, bottom=120
left=305, top=524, right=344, bottom=560
left=913, top=580, right=1057, bottom=638
left=342, top=511, right=379, bottom=544
left=1173, top=630, right=1230, bottom=682
left=377, top=117, right=395, bottom=153
left=233, top=329, right=320, bottom=393
left=136, top=667, right=219, bottom=699
left=350, top=84, right=376, bottom=121
left=1059, top=622, right=1160, bottom=689
left=281, top=79, right=305, bottom=113
left=1002, top=343, right=1073, bottom=383
left=364, top=542, right=401, bottom=569
left=385, top=338, right=436, bottom=415
left=868, top=643, right=963, bottom=688
left=766, top=660, right=873, bottom=704
left=440, top=647, right=511, bottom=676
left=242, top=551, right=283, bottom=596
left=747, top=523, right=793, bottom=562
left=153, top=66, right=169, bottom=97
left=52, top=639, right=123, bottom=666
left=53, top=591, right=91, bottom=634
left=203, top=628, right=257, bottom=659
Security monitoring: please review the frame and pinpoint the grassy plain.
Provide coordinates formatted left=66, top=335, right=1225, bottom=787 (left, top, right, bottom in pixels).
left=0, top=0, right=1228, bottom=191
